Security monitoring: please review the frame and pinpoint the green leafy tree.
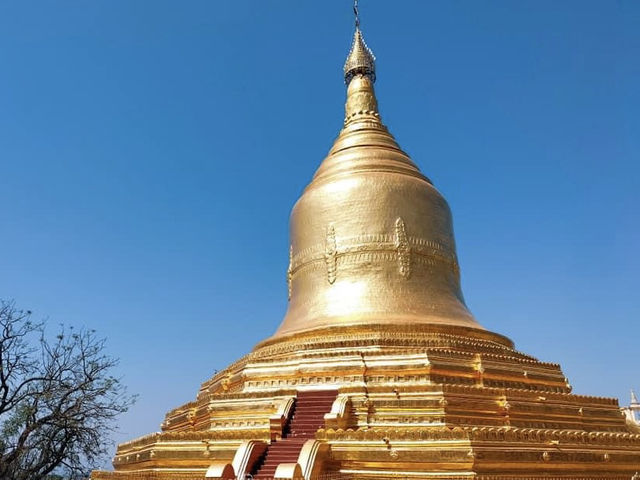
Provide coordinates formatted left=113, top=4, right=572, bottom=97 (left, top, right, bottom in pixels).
left=0, top=301, right=135, bottom=480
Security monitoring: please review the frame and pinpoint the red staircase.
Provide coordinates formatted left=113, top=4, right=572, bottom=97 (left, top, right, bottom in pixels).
left=252, top=390, right=337, bottom=479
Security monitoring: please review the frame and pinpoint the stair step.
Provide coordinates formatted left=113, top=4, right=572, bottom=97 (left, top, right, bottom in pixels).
left=253, top=391, right=338, bottom=479
left=295, top=400, right=334, bottom=404
left=297, top=391, right=337, bottom=395
left=296, top=396, right=336, bottom=399
left=295, top=397, right=335, bottom=401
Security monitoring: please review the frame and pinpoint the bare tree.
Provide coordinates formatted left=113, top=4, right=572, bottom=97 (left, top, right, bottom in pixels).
left=0, top=301, right=135, bottom=480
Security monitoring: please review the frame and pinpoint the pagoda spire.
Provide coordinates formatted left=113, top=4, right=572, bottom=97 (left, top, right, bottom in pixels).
left=341, top=1, right=381, bottom=124
left=344, top=0, right=376, bottom=85
left=626, top=390, right=640, bottom=424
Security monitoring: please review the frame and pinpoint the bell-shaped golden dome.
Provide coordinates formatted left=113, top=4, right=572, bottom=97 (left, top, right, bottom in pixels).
left=272, top=29, right=484, bottom=340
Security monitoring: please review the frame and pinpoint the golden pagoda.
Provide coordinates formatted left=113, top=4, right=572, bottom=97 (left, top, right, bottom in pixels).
left=93, top=6, right=640, bottom=480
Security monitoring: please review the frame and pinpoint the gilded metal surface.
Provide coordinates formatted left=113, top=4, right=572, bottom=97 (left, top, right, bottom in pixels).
left=92, top=17, right=640, bottom=480
left=273, top=73, right=480, bottom=339
left=344, top=27, right=376, bottom=85
left=273, top=462, right=303, bottom=480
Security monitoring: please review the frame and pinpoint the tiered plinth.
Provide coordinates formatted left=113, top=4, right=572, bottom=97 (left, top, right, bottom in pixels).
left=92, top=325, right=640, bottom=479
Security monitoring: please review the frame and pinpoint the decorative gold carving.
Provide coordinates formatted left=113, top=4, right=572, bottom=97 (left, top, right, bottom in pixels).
left=289, top=234, right=454, bottom=276
left=324, top=225, right=337, bottom=284
left=186, top=408, right=197, bottom=426
left=394, top=217, right=411, bottom=279
left=221, top=373, right=233, bottom=392
left=287, top=245, right=293, bottom=300
left=344, top=29, right=376, bottom=86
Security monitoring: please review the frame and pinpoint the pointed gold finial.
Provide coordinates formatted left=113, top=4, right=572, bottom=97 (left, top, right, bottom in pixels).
left=344, top=0, right=376, bottom=85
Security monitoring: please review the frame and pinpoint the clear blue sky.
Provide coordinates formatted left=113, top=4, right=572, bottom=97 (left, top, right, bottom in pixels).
left=1, top=0, right=638, bottom=462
